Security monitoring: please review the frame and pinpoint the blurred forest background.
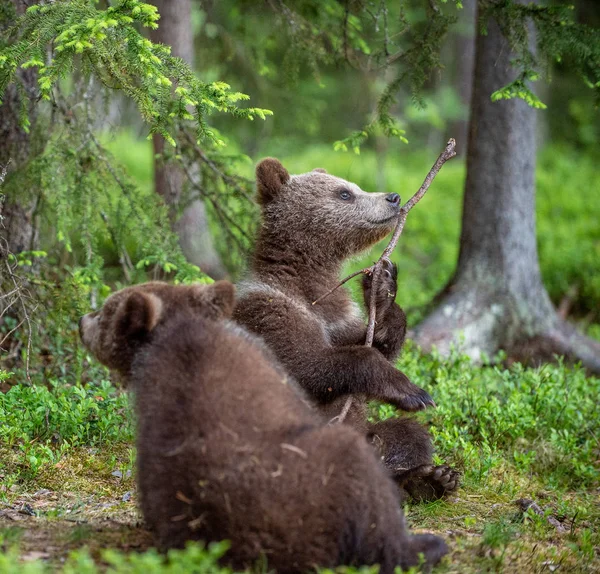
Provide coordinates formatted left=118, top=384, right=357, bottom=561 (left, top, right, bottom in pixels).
left=0, top=0, right=599, bottom=383
left=1, top=0, right=600, bottom=386
left=0, top=1, right=599, bottom=571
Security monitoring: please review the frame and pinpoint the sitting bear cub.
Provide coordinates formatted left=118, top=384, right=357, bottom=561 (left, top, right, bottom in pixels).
left=79, top=281, right=448, bottom=573
left=233, top=158, right=459, bottom=501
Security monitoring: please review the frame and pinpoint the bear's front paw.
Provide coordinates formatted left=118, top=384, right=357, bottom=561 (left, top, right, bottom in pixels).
left=387, top=370, right=436, bottom=412
left=393, top=388, right=436, bottom=412
left=362, top=259, right=398, bottom=314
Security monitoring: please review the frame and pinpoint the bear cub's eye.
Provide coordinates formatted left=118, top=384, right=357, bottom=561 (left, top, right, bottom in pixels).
left=339, top=189, right=352, bottom=201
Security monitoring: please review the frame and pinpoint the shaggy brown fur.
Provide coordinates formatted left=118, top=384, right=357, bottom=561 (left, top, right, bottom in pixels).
left=79, top=281, right=448, bottom=572
left=233, top=158, right=459, bottom=502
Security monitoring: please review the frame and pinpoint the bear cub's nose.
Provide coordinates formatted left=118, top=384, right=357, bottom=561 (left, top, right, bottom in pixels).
left=386, top=193, right=401, bottom=206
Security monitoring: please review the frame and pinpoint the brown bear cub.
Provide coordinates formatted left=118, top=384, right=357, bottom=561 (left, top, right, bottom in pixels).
left=233, top=158, right=459, bottom=502
left=79, top=281, right=448, bottom=573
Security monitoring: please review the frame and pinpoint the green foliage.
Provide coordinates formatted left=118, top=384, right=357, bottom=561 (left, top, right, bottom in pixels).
left=0, top=379, right=132, bottom=448
left=479, top=519, right=516, bottom=569
left=0, top=376, right=132, bottom=477
left=395, top=345, right=600, bottom=487
left=366, top=2, right=456, bottom=149
left=199, top=1, right=461, bottom=152
left=483, top=0, right=600, bottom=109
left=491, top=75, right=548, bottom=109
left=32, top=112, right=203, bottom=283
left=1, top=259, right=108, bottom=387
left=240, top=0, right=600, bottom=151
left=0, top=0, right=266, bottom=285
left=0, top=542, right=233, bottom=574
left=536, top=146, right=600, bottom=319
left=0, top=0, right=271, bottom=144
left=0, top=369, right=12, bottom=383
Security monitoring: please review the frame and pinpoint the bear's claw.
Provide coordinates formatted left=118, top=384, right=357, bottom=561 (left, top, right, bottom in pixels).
left=394, top=391, right=436, bottom=412
left=388, top=371, right=436, bottom=412
left=363, top=259, right=398, bottom=312
left=394, top=464, right=460, bottom=502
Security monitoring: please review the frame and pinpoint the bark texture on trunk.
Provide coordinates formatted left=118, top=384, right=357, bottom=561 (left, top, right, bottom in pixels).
left=150, top=0, right=225, bottom=278
left=0, top=0, right=39, bottom=256
left=411, top=1, right=600, bottom=373
left=447, top=0, right=475, bottom=155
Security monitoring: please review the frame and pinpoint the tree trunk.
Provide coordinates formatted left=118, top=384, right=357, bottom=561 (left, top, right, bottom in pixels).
left=446, top=0, right=475, bottom=155
left=411, top=0, right=600, bottom=374
left=0, top=0, right=39, bottom=257
left=149, top=0, right=225, bottom=279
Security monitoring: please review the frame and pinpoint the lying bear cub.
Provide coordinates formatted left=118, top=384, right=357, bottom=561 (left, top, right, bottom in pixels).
left=79, top=281, right=448, bottom=573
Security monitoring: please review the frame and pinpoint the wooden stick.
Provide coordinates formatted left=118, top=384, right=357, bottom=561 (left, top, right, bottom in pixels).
left=320, top=138, right=457, bottom=423
left=311, top=267, right=370, bottom=306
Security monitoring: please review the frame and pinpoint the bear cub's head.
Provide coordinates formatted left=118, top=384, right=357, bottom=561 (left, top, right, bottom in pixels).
left=79, top=281, right=235, bottom=376
left=256, top=158, right=402, bottom=258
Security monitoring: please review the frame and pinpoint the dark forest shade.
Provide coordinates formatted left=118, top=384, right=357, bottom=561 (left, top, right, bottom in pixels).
left=0, top=0, right=39, bottom=256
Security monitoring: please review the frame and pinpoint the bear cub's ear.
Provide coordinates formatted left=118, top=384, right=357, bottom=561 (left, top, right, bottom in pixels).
left=118, top=291, right=163, bottom=339
left=189, top=280, right=236, bottom=319
left=256, top=158, right=290, bottom=205
left=208, top=281, right=236, bottom=318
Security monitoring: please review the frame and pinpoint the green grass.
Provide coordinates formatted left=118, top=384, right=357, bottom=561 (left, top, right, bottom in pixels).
left=1, top=345, right=598, bottom=572
left=1, top=137, right=598, bottom=570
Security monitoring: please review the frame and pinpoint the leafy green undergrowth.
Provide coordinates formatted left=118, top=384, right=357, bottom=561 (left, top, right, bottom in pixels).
left=0, top=377, right=133, bottom=484
left=0, top=541, right=232, bottom=574
left=394, top=344, right=600, bottom=489
left=1, top=345, right=599, bottom=571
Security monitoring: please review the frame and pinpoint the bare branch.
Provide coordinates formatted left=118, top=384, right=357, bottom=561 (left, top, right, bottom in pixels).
left=319, top=139, right=457, bottom=423
left=365, top=138, right=456, bottom=342
left=4, top=258, right=36, bottom=383
left=311, top=267, right=371, bottom=306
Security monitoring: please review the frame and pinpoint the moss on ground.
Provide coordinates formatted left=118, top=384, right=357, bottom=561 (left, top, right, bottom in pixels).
left=1, top=442, right=598, bottom=572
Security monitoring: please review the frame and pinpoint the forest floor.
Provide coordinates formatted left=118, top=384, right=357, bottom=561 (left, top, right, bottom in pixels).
left=0, top=447, right=598, bottom=573
left=1, top=345, right=599, bottom=573
left=2, top=132, right=599, bottom=572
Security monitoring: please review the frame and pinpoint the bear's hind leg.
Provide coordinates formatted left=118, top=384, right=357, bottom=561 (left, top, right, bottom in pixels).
left=367, top=417, right=459, bottom=503
left=394, top=463, right=460, bottom=502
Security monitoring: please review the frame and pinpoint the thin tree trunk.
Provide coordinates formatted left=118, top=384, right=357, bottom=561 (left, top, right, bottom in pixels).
left=0, top=0, right=39, bottom=257
left=150, top=0, right=225, bottom=278
left=411, top=0, right=600, bottom=373
left=447, top=0, right=475, bottom=155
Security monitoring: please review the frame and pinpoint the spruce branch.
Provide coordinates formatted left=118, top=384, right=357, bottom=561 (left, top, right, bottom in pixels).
left=317, top=138, right=457, bottom=424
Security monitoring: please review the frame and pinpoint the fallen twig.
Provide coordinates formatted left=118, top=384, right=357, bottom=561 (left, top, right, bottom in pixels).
left=317, top=139, right=457, bottom=424
left=516, top=498, right=569, bottom=534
